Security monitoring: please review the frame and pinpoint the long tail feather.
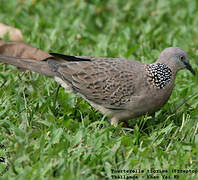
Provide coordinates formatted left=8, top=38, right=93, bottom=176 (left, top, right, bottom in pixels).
left=0, top=54, right=56, bottom=77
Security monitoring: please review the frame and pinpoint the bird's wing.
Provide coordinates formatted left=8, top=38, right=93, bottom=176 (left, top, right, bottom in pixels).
left=48, top=55, right=144, bottom=110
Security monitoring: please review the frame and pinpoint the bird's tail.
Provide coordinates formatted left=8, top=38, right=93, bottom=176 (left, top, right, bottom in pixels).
left=0, top=54, right=57, bottom=77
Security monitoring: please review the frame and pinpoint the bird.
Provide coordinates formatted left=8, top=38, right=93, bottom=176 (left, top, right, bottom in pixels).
left=0, top=47, right=195, bottom=127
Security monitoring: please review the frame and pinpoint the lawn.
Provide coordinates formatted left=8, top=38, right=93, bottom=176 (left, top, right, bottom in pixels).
left=0, top=0, right=198, bottom=179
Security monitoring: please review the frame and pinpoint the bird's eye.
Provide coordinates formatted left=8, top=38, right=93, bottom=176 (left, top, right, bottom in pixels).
left=180, top=56, right=185, bottom=61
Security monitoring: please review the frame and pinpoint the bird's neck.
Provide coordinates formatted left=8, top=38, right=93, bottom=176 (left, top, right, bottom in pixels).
left=145, top=63, right=173, bottom=89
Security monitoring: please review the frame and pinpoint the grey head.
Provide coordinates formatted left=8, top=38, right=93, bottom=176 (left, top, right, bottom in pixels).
left=157, top=47, right=195, bottom=75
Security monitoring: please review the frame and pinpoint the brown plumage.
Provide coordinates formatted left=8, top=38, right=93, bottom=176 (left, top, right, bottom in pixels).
left=0, top=47, right=195, bottom=127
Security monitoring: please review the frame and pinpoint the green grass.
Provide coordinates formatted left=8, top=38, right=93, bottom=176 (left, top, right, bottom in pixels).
left=0, top=0, right=198, bottom=179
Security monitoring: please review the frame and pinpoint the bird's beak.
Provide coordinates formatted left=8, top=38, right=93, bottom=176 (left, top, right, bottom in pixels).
left=185, top=62, right=195, bottom=75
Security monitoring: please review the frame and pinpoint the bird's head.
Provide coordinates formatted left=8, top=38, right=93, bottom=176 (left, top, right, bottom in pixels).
left=157, top=47, right=195, bottom=75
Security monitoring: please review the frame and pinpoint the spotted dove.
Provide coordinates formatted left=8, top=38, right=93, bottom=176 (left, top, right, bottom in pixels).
left=0, top=47, right=195, bottom=127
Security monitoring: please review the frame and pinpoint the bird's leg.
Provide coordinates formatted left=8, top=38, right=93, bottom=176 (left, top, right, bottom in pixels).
left=110, top=118, right=131, bottom=128
left=111, top=118, right=131, bottom=135
left=110, top=117, right=119, bottom=127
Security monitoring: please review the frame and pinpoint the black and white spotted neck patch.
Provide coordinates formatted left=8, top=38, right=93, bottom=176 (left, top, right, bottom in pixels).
left=145, top=63, right=172, bottom=89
